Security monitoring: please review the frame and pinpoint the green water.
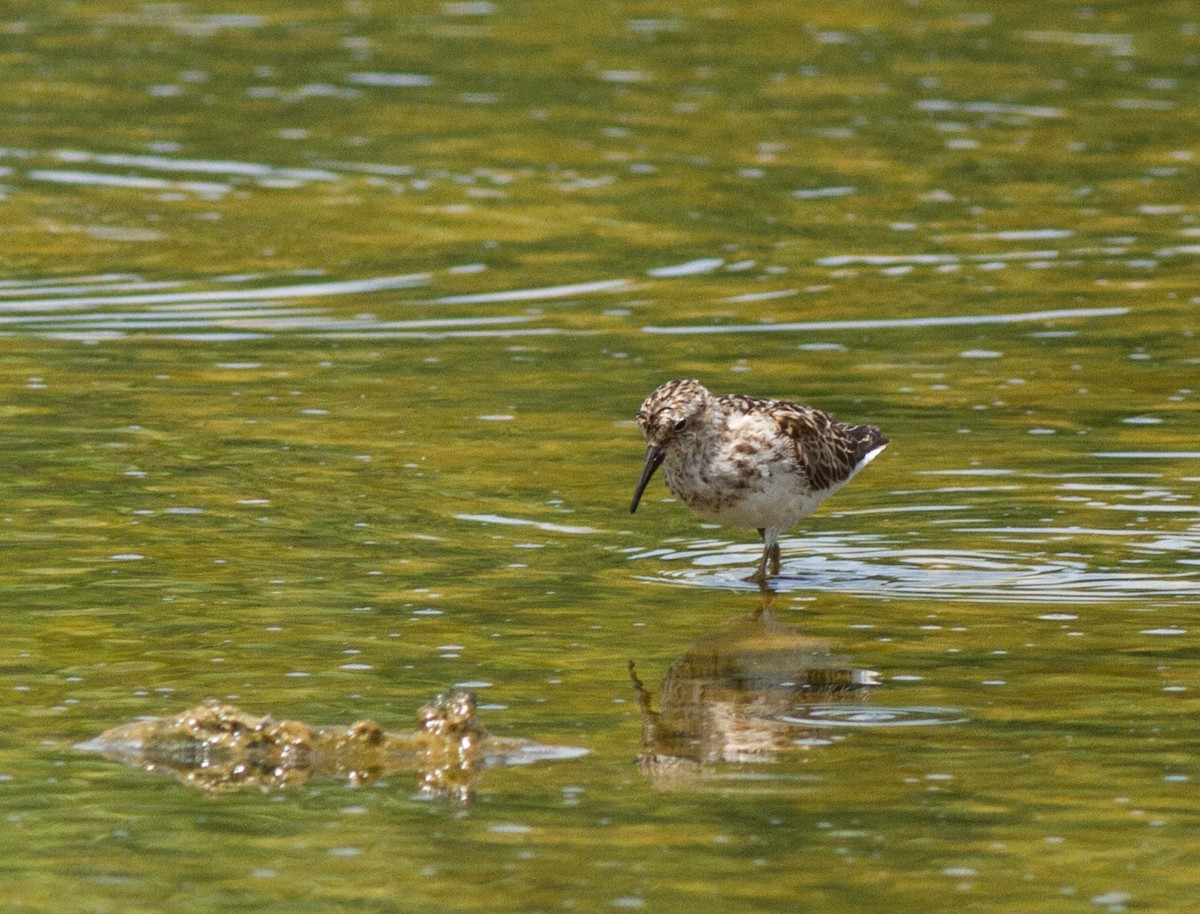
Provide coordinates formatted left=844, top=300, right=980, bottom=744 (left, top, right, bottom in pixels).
left=2, top=1, right=1199, bottom=911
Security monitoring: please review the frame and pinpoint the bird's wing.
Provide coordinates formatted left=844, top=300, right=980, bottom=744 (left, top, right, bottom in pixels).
left=770, top=402, right=868, bottom=491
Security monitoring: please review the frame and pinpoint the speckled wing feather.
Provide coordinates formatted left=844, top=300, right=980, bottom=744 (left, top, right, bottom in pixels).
left=767, top=400, right=889, bottom=491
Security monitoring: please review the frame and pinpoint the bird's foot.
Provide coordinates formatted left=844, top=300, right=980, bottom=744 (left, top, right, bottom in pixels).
left=747, top=560, right=773, bottom=587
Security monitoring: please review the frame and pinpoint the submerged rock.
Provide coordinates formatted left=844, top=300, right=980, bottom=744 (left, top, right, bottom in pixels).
left=79, top=689, right=586, bottom=800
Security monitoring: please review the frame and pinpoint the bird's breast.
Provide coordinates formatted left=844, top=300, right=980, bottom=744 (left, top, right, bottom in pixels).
left=661, top=435, right=819, bottom=529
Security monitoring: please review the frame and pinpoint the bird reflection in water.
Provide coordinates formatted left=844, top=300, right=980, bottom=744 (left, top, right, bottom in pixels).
left=629, top=601, right=880, bottom=787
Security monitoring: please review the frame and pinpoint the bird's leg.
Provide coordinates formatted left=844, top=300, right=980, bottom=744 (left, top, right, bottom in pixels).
left=748, top=528, right=775, bottom=584
left=749, top=551, right=770, bottom=583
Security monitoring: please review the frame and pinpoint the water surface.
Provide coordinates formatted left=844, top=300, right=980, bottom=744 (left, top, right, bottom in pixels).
left=2, top=1, right=1199, bottom=912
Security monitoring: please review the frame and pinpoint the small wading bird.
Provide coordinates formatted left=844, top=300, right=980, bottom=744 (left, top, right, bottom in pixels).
left=630, top=379, right=888, bottom=582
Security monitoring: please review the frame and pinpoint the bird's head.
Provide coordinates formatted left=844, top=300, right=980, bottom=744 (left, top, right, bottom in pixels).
left=630, top=379, right=711, bottom=513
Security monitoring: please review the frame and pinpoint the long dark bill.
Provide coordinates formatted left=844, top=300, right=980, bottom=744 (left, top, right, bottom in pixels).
left=630, top=445, right=665, bottom=514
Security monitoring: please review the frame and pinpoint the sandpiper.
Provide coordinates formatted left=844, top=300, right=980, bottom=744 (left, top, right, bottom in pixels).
left=630, top=379, right=888, bottom=582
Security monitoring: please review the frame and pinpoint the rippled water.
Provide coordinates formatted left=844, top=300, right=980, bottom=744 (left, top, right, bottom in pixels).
left=3, top=1, right=1200, bottom=912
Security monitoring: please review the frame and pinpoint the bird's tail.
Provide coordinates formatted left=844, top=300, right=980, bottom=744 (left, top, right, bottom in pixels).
left=849, top=424, right=889, bottom=466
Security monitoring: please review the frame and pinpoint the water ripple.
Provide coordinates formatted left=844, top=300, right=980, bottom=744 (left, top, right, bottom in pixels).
left=0, top=263, right=730, bottom=339
left=641, top=305, right=1129, bottom=335
left=914, top=98, right=1067, bottom=119
left=27, top=169, right=230, bottom=196
left=0, top=272, right=581, bottom=341
left=0, top=273, right=430, bottom=314
left=54, top=149, right=340, bottom=182
left=431, top=278, right=630, bottom=304
left=456, top=513, right=600, bottom=535
left=778, top=706, right=967, bottom=728
left=636, top=538, right=1200, bottom=603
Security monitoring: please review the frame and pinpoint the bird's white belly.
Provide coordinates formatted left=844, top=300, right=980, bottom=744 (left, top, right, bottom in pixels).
left=688, top=477, right=845, bottom=530
left=664, top=446, right=852, bottom=531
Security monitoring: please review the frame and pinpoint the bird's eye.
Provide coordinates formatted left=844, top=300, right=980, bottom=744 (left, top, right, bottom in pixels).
left=673, top=418, right=687, bottom=432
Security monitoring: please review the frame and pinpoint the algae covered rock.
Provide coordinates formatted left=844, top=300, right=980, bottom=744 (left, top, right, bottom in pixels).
left=79, top=689, right=586, bottom=800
